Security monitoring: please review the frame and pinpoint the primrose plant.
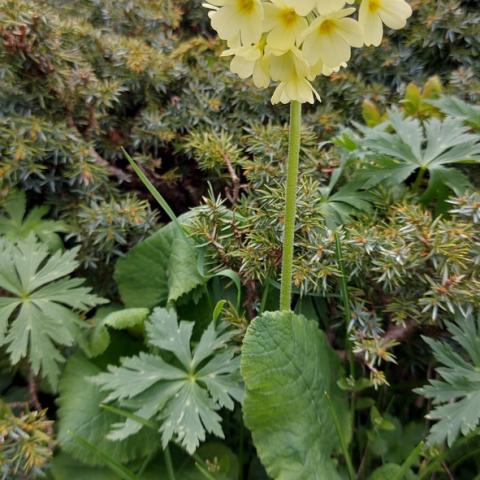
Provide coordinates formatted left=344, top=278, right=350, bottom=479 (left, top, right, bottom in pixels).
left=203, top=1, right=412, bottom=478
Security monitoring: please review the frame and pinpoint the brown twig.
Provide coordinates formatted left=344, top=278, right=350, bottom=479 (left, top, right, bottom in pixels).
left=91, top=149, right=131, bottom=183
left=27, top=369, right=42, bottom=411
left=223, top=154, right=241, bottom=204
left=243, top=280, right=259, bottom=320
left=27, top=370, right=54, bottom=437
left=356, top=441, right=370, bottom=480
left=442, top=462, right=455, bottom=480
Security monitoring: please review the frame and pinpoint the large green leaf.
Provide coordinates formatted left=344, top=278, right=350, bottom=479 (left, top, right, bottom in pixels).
left=57, top=354, right=158, bottom=466
left=114, top=222, right=204, bottom=308
left=241, top=311, right=349, bottom=480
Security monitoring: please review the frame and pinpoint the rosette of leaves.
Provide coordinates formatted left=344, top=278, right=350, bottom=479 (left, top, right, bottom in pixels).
left=0, top=236, right=106, bottom=388
left=415, top=311, right=480, bottom=446
left=91, top=307, right=242, bottom=454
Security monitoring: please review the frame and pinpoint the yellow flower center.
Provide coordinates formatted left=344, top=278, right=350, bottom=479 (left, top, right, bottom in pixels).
left=368, top=0, right=382, bottom=13
left=279, top=7, right=298, bottom=28
left=237, top=0, right=256, bottom=14
left=318, top=19, right=336, bottom=35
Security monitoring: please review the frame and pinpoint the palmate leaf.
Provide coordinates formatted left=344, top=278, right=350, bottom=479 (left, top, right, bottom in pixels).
left=0, top=190, right=68, bottom=250
left=415, top=311, right=480, bottom=446
left=353, top=110, right=480, bottom=198
left=114, top=221, right=205, bottom=308
left=428, top=96, right=480, bottom=130
left=91, top=307, right=242, bottom=454
left=0, top=236, right=106, bottom=388
left=241, top=311, right=349, bottom=480
left=319, top=179, right=373, bottom=228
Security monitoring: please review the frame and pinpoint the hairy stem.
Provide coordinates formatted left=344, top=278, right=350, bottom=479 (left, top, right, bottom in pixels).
left=280, top=101, right=302, bottom=311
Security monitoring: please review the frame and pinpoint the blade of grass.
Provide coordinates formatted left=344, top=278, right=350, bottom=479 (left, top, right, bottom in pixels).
left=101, top=403, right=157, bottom=429
left=418, top=433, right=477, bottom=479
left=213, top=299, right=227, bottom=322
left=259, top=278, right=271, bottom=314
left=214, top=268, right=242, bottom=311
left=194, top=459, right=216, bottom=480
left=164, top=445, right=177, bottom=480
left=334, top=230, right=357, bottom=464
left=392, top=441, right=424, bottom=480
left=451, top=446, right=480, bottom=470
left=324, top=392, right=355, bottom=480
left=101, top=403, right=215, bottom=480
left=122, top=148, right=186, bottom=238
left=103, top=404, right=178, bottom=480
left=136, top=450, right=156, bottom=477
left=334, top=231, right=354, bottom=377
left=69, top=432, right=140, bottom=480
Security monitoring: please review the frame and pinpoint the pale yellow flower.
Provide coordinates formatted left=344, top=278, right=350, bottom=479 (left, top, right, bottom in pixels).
left=316, top=0, right=351, bottom=15
left=359, top=0, right=412, bottom=46
left=281, top=0, right=351, bottom=16
left=270, top=48, right=320, bottom=104
left=301, top=8, right=363, bottom=68
left=207, top=0, right=264, bottom=44
left=203, top=0, right=411, bottom=104
left=281, top=0, right=316, bottom=16
left=309, top=59, right=345, bottom=78
left=222, top=40, right=271, bottom=88
left=263, top=0, right=308, bottom=54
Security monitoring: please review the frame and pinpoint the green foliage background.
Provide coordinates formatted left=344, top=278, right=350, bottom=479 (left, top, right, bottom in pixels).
left=1, top=0, right=480, bottom=478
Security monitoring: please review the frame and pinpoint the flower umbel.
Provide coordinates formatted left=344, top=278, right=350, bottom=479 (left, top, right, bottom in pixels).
left=204, top=1, right=412, bottom=103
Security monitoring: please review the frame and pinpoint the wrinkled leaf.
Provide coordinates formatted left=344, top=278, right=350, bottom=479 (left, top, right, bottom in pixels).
left=241, top=311, right=349, bottom=480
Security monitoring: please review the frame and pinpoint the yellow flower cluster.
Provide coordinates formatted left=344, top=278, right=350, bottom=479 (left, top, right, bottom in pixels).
left=204, top=0, right=412, bottom=104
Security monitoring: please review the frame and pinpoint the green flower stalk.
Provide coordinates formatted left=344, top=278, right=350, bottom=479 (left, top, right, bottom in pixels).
left=279, top=101, right=302, bottom=310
